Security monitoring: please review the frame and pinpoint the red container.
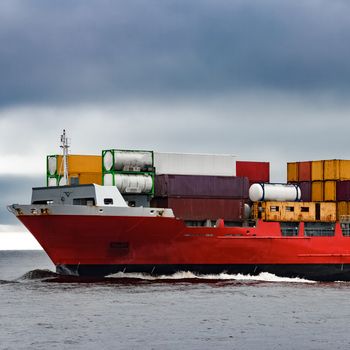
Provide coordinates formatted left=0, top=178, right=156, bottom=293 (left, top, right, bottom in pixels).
left=298, top=161, right=312, bottom=181
left=151, top=197, right=245, bottom=221
left=154, top=174, right=249, bottom=199
left=236, top=161, right=270, bottom=184
left=337, top=181, right=350, bottom=201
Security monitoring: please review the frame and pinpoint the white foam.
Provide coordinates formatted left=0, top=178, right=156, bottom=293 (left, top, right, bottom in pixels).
left=106, top=271, right=315, bottom=283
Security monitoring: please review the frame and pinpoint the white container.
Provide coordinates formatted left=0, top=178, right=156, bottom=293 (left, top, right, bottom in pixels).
left=103, top=173, right=153, bottom=194
left=154, top=152, right=236, bottom=176
left=103, top=150, right=153, bottom=172
left=249, top=183, right=301, bottom=202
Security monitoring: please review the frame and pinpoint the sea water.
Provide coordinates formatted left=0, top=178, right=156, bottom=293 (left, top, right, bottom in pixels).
left=1, top=250, right=350, bottom=350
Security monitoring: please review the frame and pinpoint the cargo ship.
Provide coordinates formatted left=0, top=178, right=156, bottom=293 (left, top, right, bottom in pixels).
left=8, top=131, right=350, bottom=281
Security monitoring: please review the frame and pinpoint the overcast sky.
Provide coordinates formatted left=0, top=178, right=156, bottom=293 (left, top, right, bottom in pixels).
left=2, top=0, right=350, bottom=231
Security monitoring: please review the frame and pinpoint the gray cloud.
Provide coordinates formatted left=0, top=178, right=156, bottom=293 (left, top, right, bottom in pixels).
left=1, top=0, right=350, bottom=106
left=0, top=175, right=44, bottom=225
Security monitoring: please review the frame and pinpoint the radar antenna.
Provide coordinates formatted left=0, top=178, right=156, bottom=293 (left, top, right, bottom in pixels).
left=60, top=129, right=70, bottom=185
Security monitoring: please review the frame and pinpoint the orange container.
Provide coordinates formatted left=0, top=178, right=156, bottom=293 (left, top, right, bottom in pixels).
left=324, top=181, right=337, bottom=201
left=56, top=155, right=102, bottom=175
left=324, top=160, right=340, bottom=180
left=340, top=160, right=350, bottom=180
left=311, top=161, right=324, bottom=181
left=312, top=181, right=324, bottom=201
left=70, top=173, right=102, bottom=185
left=287, top=162, right=298, bottom=182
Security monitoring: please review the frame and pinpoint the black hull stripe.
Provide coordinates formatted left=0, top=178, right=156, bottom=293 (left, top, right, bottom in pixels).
left=56, top=264, right=350, bottom=282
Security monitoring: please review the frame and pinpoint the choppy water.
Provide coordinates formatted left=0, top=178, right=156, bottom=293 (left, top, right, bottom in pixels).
left=1, top=251, right=350, bottom=349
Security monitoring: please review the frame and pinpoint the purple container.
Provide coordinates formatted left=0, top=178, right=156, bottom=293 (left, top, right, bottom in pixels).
left=299, top=181, right=312, bottom=201
left=154, top=174, right=249, bottom=199
left=151, top=197, right=245, bottom=221
left=337, top=181, right=350, bottom=201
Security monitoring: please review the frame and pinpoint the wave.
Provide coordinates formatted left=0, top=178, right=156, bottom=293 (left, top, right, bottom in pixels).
left=106, top=271, right=316, bottom=284
left=17, top=269, right=58, bottom=281
left=10, top=269, right=315, bottom=284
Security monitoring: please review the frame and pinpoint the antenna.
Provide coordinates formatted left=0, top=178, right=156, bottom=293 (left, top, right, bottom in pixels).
left=60, top=129, right=70, bottom=185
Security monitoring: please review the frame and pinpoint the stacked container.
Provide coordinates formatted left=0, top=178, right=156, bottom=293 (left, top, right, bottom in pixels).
left=287, top=159, right=350, bottom=219
left=102, top=149, right=154, bottom=195
left=153, top=152, right=236, bottom=176
left=46, top=155, right=102, bottom=186
left=151, top=174, right=249, bottom=223
left=236, top=161, right=270, bottom=185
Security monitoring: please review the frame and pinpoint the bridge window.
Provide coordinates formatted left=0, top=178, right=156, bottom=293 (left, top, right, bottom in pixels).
left=104, top=198, right=114, bottom=205
left=73, top=198, right=95, bottom=206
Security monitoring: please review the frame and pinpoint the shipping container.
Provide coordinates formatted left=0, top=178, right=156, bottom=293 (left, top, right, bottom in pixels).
left=236, top=161, right=270, bottom=184
left=311, top=181, right=324, bottom=202
left=299, top=181, right=312, bottom=202
left=154, top=174, right=249, bottom=199
left=287, top=162, right=298, bottom=182
left=337, top=181, right=350, bottom=201
left=324, top=160, right=340, bottom=180
left=252, top=201, right=336, bottom=222
left=102, top=149, right=154, bottom=173
left=298, top=161, right=312, bottom=181
left=324, top=180, right=337, bottom=201
left=151, top=197, right=245, bottom=221
left=75, top=173, right=102, bottom=185
left=339, top=160, right=350, bottom=180
left=311, top=160, right=324, bottom=181
left=337, top=202, right=350, bottom=220
left=47, top=155, right=102, bottom=176
left=154, top=152, right=236, bottom=176
left=103, top=172, right=154, bottom=194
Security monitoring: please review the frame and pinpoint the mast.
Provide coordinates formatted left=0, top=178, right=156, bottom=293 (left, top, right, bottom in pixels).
left=60, top=129, right=70, bottom=185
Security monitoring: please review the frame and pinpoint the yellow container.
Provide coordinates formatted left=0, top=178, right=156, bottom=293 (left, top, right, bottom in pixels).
left=287, top=162, right=298, bottom=182
left=319, top=202, right=336, bottom=222
left=323, top=159, right=340, bottom=180
left=311, top=160, right=324, bottom=181
left=324, top=180, right=337, bottom=201
left=56, top=155, right=102, bottom=175
left=312, top=181, right=324, bottom=202
left=262, top=201, right=282, bottom=221
left=252, top=202, right=281, bottom=221
left=252, top=201, right=336, bottom=222
left=337, top=202, right=350, bottom=220
left=295, top=203, right=316, bottom=222
left=340, top=160, right=350, bottom=180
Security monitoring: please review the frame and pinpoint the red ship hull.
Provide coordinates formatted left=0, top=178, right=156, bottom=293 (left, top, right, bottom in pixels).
left=17, top=214, right=350, bottom=281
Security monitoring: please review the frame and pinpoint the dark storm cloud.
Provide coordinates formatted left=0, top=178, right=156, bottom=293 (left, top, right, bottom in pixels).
left=0, top=175, right=44, bottom=225
left=1, top=0, right=350, bottom=106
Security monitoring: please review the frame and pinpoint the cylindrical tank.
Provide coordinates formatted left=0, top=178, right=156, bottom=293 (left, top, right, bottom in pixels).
left=47, top=156, right=57, bottom=176
left=47, top=177, right=58, bottom=187
left=103, top=150, right=153, bottom=172
left=249, top=183, right=301, bottom=202
left=244, top=203, right=251, bottom=219
left=104, top=173, right=153, bottom=194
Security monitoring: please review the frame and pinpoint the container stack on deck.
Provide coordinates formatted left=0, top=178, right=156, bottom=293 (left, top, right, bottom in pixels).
left=287, top=159, right=350, bottom=220
left=150, top=153, right=251, bottom=225
left=101, top=149, right=155, bottom=206
left=46, top=155, right=102, bottom=186
left=151, top=174, right=249, bottom=224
